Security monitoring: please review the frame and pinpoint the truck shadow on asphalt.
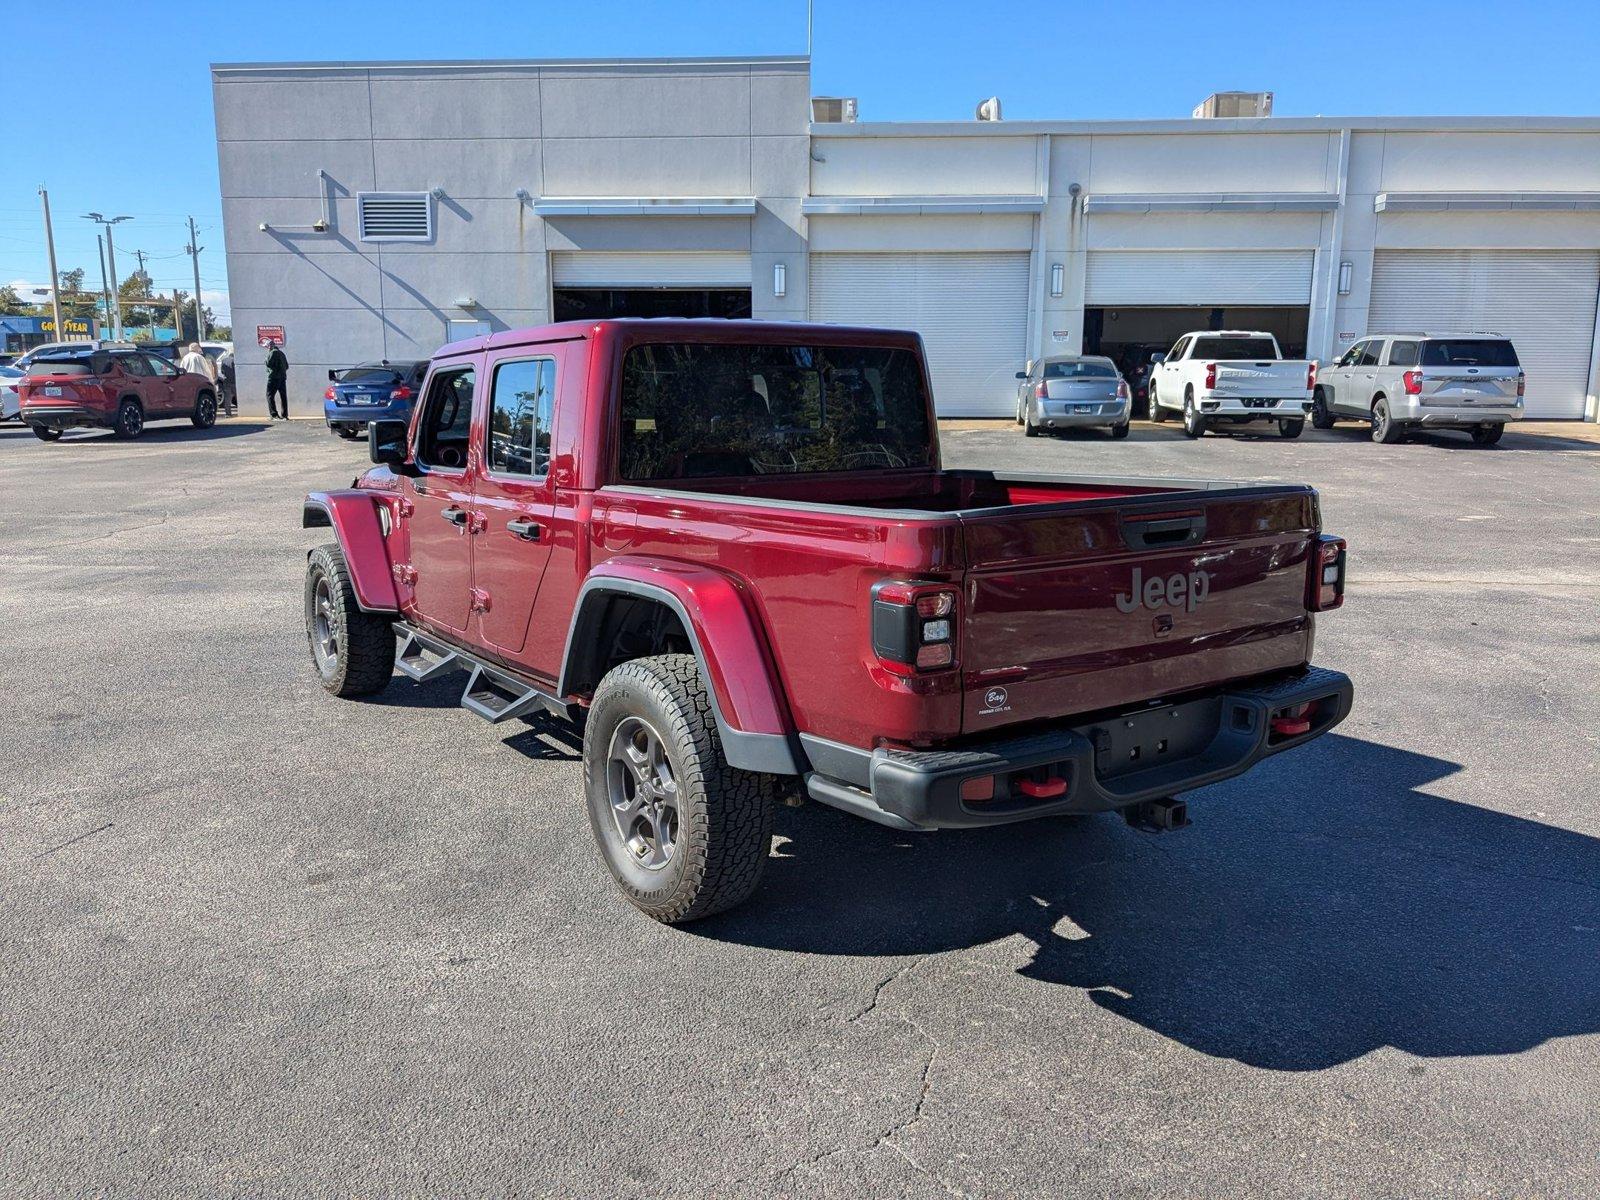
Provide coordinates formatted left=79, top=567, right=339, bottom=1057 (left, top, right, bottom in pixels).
left=703, top=732, right=1600, bottom=1072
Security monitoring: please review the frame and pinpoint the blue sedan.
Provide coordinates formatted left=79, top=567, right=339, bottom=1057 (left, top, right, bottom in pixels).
left=324, top=360, right=428, bottom=439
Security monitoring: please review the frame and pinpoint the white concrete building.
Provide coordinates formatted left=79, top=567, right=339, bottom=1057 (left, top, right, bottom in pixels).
left=213, top=56, right=1600, bottom=420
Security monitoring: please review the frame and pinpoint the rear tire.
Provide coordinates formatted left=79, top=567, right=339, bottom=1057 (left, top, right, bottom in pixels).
left=1371, top=396, right=1403, bottom=444
left=1277, top=418, right=1305, bottom=439
left=1471, top=423, right=1505, bottom=446
left=30, top=426, right=63, bottom=442
left=1110, top=421, right=1130, bottom=439
left=1023, top=409, right=1039, bottom=437
left=1148, top=384, right=1168, bottom=422
left=191, top=391, right=217, bottom=429
left=1310, top=389, right=1336, bottom=429
left=1182, top=390, right=1207, bottom=439
left=304, top=543, right=396, bottom=698
left=584, top=653, right=777, bottom=923
left=113, top=399, right=144, bottom=440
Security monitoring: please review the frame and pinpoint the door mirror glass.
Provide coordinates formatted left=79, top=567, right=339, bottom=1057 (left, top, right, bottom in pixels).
left=369, top=419, right=410, bottom=467
left=1149, top=352, right=1165, bottom=364
left=1015, top=370, right=1027, bottom=380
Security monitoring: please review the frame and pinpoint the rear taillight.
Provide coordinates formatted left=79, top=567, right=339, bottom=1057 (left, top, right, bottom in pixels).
left=1307, top=361, right=1318, bottom=391
left=324, top=385, right=337, bottom=400
left=1035, top=381, right=1049, bottom=399
left=1308, top=535, right=1346, bottom=612
left=1516, top=373, right=1525, bottom=397
left=1402, top=370, right=1422, bottom=396
left=390, top=385, right=413, bottom=401
left=871, top=582, right=959, bottom=675
left=1203, top=362, right=1217, bottom=389
left=1116, top=378, right=1130, bottom=400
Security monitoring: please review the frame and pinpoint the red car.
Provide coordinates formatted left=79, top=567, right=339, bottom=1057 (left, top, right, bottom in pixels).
left=19, top=347, right=219, bottom=441
left=304, top=319, right=1352, bottom=922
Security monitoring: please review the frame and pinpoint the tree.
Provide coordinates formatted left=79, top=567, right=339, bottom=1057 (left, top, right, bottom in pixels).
left=119, top=269, right=157, bottom=330
left=0, top=285, right=33, bottom=316
left=56, top=267, right=96, bottom=321
left=172, top=288, right=220, bottom=342
left=58, top=267, right=85, bottom=294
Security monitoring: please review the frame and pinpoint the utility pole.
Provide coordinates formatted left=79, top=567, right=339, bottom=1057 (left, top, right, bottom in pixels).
left=96, top=235, right=113, bottom=338
left=38, top=187, right=63, bottom=339
left=185, top=216, right=207, bottom=341
left=130, top=249, right=150, bottom=336
left=83, top=212, right=132, bottom=341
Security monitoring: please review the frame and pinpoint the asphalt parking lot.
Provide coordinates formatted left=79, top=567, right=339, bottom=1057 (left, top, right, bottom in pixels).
left=3, top=412, right=1598, bottom=1197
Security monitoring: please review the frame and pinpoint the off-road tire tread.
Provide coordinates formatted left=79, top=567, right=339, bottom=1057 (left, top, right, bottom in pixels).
left=586, top=653, right=775, bottom=923
left=306, top=543, right=395, bottom=697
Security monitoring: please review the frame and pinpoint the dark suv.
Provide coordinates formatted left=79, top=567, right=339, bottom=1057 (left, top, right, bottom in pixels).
left=18, top=348, right=217, bottom=441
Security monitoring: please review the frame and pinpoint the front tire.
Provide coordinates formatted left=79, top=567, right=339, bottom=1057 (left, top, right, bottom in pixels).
left=1372, top=397, right=1403, bottom=444
left=113, top=400, right=144, bottom=440
left=304, top=543, right=396, bottom=697
left=192, top=391, right=217, bottom=429
left=584, top=653, right=776, bottom=923
left=1182, top=390, right=1207, bottom=439
left=1471, top=423, right=1505, bottom=446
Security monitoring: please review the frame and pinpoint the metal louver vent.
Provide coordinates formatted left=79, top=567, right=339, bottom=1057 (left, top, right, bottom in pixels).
left=357, top=192, right=433, bottom=242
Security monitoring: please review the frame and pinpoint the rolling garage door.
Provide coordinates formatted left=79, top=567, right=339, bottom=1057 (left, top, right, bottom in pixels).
left=550, top=251, right=750, bottom=287
left=1369, top=250, right=1599, bottom=419
left=808, top=252, right=1031, bottom=417
left=1086, top=250, right=1315, bottom=306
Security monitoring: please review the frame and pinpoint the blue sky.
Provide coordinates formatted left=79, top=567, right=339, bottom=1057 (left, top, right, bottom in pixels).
left=6, top=0, right=1597, bottom=325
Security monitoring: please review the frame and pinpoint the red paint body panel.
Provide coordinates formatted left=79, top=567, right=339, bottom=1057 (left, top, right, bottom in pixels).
left=305, top=490, right=400, bottom=612
left=312, top=319, right=1337, bottom=758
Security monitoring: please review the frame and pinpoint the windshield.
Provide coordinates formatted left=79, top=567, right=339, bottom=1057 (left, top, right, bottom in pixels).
left=1042, top=360, right=1116, bottom=379
left=1421, top=340, right=1519, bottom=368
left=618, top=342, right=933, bottom=480
left=337, top=365, right=405, bottom=385
left=1191, top=336, right=1279, bottom=361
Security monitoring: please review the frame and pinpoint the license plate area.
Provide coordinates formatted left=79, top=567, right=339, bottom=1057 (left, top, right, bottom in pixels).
left=44, top=386, right=62, bottom=397
left=1090, top=696, right=1223, bottom=780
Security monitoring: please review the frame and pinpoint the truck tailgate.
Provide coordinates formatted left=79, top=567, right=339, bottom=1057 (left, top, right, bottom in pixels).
left=1213, top=362, right=1309, bottom=399
left=958, top=488, right=1316, bottom=732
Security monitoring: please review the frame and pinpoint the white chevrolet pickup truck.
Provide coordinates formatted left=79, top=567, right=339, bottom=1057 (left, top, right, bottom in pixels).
left=1147, top=330, right=1315, bottom=439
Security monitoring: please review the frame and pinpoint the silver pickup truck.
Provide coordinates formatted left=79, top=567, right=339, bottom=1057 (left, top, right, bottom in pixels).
left=1311, top=332, right=1525, bottom=445
left=1147, top=331, right=1314, bottom=439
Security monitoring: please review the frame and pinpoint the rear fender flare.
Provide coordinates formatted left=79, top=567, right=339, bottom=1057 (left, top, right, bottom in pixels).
left=302, top=490, right=399, bottom=613
left=559, top=561, right=800, bottom=775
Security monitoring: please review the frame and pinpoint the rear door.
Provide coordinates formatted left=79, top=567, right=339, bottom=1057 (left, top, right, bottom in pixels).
left=470, top=348, right=562, bottom=668
left=399, top=361, right=479, bottom=635
left=958, top=489, right=1317, bottom=732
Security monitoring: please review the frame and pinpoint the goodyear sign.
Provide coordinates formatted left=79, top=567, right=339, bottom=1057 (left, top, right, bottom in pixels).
left=42, top=316, right=94, bottom=336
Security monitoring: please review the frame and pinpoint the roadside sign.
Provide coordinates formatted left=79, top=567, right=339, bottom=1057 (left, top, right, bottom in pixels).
left=256, top=324, right=285, bottom=347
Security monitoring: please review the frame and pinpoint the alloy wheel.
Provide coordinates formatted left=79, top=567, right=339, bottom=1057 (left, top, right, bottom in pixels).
left=311, top=574, right=339, bottom=674
left=606, top=716, right=680, bottom=871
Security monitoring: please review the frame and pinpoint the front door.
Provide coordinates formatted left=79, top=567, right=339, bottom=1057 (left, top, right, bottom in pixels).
left=471, top=350, right=561, bottom=666
left=401, top=362, right=478, bottom=635
left=141, top=354, right=182, bottom=414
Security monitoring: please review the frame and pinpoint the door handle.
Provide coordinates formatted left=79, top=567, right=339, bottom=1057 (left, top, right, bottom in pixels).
left=441, top=505, right=468, bottom=527
left=506, top=518, right=542, bottom=542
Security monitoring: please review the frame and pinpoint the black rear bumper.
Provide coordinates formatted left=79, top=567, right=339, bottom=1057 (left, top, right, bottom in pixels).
left=804, top=666, right=1353, bottom=831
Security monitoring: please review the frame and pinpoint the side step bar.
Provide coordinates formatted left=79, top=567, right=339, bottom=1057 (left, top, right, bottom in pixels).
left=391, top=623, right=567, bottom=725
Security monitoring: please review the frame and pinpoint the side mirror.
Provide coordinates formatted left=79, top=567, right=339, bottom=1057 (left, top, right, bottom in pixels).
left=1149, top=352, right=1165, bottom=364
left=327, top=368, right=338, bottom=382
left=1014, top=370, right=1027, bottom=380
left=369, top=419, right=411, bottom=468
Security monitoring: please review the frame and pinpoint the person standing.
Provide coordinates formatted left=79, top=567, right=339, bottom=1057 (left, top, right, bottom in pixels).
left=265, top=340, right=289, bottom=420
left=218, top=351, right=237, bottom=416
left=179, top=342, right=214, bottom=381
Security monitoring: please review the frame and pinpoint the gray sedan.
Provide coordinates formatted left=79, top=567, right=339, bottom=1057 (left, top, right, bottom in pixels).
left=1015, top=355, right=1131, bottom=438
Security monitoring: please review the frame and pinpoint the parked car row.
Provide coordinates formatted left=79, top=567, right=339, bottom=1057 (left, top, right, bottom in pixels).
left=1019, top=329, right=1525, bottom=447
left=12, top=346, right=220, bottom=440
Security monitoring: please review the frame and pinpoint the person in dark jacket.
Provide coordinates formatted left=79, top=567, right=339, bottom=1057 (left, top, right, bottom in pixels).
left=219, top=351, right=237, bottom=416
left=265, top=341, right=289, bottom=420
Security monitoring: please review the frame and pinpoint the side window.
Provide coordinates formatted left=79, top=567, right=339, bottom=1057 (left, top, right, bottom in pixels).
left=145, top=355, right=179, bottom=377
left=119, top=354, right=151, bottom=377
left=1168, top=336, right=1189, bottom=361
left=485, top=357, right=555, bottom=478
left=1387, top=340, right=1419, bottom=367
left=1357, top=340, right=1383, bottom=367
left=416, top=367, right=475, bottom=471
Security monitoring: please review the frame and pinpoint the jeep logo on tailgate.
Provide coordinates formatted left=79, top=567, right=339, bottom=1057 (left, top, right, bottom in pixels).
left=1115, top=567, right=1211, bottom=614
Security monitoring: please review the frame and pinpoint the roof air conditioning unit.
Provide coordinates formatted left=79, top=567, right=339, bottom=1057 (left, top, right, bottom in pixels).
left=811, top=96, right=859, bottom=123
left=1192, top=91, right=1274, bottom=119
left=976, top=96, right=1003, bottom=121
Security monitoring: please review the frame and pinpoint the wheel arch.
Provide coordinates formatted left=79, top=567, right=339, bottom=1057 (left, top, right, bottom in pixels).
left=302, top=490, right=399, bottom=613
left=559, top=561, right=800, bottom=775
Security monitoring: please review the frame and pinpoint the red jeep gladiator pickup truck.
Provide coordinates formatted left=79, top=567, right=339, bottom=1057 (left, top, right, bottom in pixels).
left=303, top=319, right=1352, bottom=923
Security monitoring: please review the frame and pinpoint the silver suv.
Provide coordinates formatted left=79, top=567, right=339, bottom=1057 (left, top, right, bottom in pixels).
left=1312, top=333, right=1524, bottom=445
left=1014, top=355, right=1131, bottom=438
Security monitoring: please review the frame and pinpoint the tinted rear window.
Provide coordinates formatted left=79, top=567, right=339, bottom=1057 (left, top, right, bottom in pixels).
left=337, top=366, right=405, bottom=385
left=28, top=357, right=100, bottom=376
left=1191, top=336, right=1279, bottom=361
left=1042, top=360, right=1116, bottom=379
left=1421, top=340, right=1519, bottom=368
left=618, top=342, right=933, bottom=480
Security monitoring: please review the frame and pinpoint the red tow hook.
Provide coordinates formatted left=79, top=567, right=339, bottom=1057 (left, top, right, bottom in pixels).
left=1016, top=775, right=1068, bottom=799
left=1271, top=703, right=1313, bottom=737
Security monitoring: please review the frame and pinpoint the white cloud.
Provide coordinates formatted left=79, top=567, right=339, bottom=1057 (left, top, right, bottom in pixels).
left=5, top=278, right=58, bottom=300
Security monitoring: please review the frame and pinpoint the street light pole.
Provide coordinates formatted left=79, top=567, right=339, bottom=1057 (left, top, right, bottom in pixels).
left=38, top=187, right=63, bottom=339
left=82, top=212, right=132, bottom=341
left=96, top=234, right=113, bottom=336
